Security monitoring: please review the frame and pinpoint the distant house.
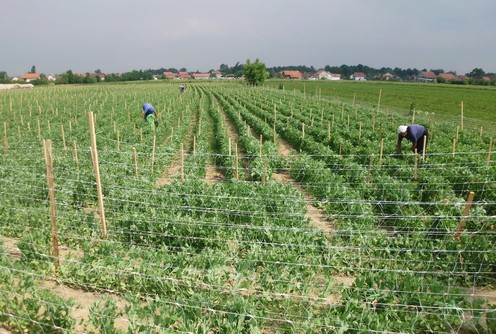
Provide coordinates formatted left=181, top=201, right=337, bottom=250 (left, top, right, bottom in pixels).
left=212, top=70, right=222, bottom=79
left=282, top=70, right=303, bottom=80
left=223, top=74, right=236, bottom=80
left=417, top=71, right=437, bottom=82
left=437, top=73, right=457, bottom=81
left=18, top=73, right=41, bottom=82
left=192, top=72, right=210, bottom=80
left=330, top=73, right=341, bottom=81
left=47, top=74, right=57, bottom=81
left=351, top=72, right=366, bottom=81
left=382, top=73, right=393, bottom=80
left=178, top=72, right=191, bottom=79
left=314, top=70, right=332, bottom=80
left=163, top=72, right=177, bottom=79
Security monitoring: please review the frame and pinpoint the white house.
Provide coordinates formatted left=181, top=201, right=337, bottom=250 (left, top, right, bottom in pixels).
left=350, top=72, right=366, bottom=81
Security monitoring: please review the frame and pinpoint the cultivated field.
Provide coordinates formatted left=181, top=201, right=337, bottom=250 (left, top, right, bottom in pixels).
left=1, top=81, right=495, bottom=333
left=266, top=80, right=496, bottom=129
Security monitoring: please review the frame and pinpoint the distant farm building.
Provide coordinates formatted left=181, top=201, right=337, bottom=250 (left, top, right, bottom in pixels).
left=417, top=71, right=437, bottom=82
left=178, top=72, right=191, bottom=79
left=281, top=70, right=303, bottom=80
left=192, top=72, right=210, bottom=80
left=350, top=72, right=366, bottom=81
left=17, top=73, right=41, bottom=82
left=163, top=72, right=177, bottom=79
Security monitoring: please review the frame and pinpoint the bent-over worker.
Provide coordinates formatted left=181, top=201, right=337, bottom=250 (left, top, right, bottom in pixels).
left=396, top=124, right=429, bottom=155
left=142, top=103, right=158, bottom=130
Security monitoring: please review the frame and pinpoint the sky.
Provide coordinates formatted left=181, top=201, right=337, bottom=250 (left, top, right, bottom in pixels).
left=1, top=0, right=495, bottom=76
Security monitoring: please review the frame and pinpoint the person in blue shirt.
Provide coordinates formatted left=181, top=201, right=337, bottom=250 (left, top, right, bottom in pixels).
left=396, top=124, right=429, bottom=154
left=142, top=103, right=158, bottom=130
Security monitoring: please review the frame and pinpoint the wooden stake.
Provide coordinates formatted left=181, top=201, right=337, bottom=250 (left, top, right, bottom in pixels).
left=414, top=149, right=418, bottom=180
left=43, top=139, right=59, bottom=268
left=88, top=112, right=107, bottom=239
left=73, top=140, right=79, bottom=166
left=61, top=125, right=67, bottom=151
left=452, top=138, right=457, bottom=158
left=180, top=143, right=184, bottom=184
left=488, top=137, right=493, bottom=162
left=235, top=143, right=239, bottom=180
left=358, top=122, right=362, bottom=142
left=352, top=93, right=356, bottom=106
left=37, top=118, right=41, bottom=142
left=379, top=138, right=384, bottom=168
left=454, top=191, right=475, bottom=239
left=259, top=134, right=263, bottom=158
left=328, top=122, right=331, bottom=141
left=302, top=123, right=305, bottom=141
left=262, top=158, right=267, bottom=184
left=116, top=130, right=120, bottom=151
left=3, top=122, right=7, bottom=154
left=367, top=154, right=375, bottom=184
left=460, top=101, right=464, bottom=130
left=422, top=135, right=427, bottom=162
left=377, top=89, right=382, bottom=114
left=151, top=135, right=156, bottom=173
left=133, top=147, right=138, bottom=179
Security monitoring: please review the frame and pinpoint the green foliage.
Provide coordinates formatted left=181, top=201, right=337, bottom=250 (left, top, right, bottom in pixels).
left=244, top=58, right=268, bottom=86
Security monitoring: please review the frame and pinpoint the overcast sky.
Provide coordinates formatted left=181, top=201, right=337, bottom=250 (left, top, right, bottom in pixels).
left=2, top=1, right=495, bottom=76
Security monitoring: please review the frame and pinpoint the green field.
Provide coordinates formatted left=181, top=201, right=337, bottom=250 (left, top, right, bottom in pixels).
left=0, top=82, right=495, bottom=333
left=265, top=80, right=496, bottom=130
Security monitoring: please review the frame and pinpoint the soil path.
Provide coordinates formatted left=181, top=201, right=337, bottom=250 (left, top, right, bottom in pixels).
left=155, top=107, right=198, bottom=187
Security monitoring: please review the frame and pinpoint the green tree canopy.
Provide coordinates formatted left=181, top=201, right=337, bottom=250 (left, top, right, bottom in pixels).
left=243, top=58, right=268, bottom=86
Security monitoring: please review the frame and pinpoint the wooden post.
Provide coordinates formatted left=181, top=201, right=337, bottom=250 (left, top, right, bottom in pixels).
left=180, top=143, right=184, bottom=184
left=88, top=112, right=107, bottom=239
left=452, top=138, right=457, bottom=158
left=193, top=136, right=196, bottom=155
left=414, top=149, right=418, bottom=180
left=460, top=101, right=464, bottom=130
left=43, top=139, right=59, bottom=268
left=235, top=143, right=239, bottom=180
left=328, top=122, right=331, bottom=141
left=61, top=125, right=67, bottom=151
left=3, top=122, right=7, bottom=154
left=358, top=122, right=362, bottom=142
left=456, top=126, right=459, bottom=142
left=259, top=134, right=263, bottom=158
left=302, top=123, right=305, bottom=141
left=379, top=138, right=384, bottom=168
left=133, top=147, right=138, bottom=179
left=488, top=137, right=493, bottom=162
left=422, top=135, right=427, bottom=162
left=377, top=89, right=382, bottom=114
left=273, top=123, right=276, bottom=144
left=73, top=140, right=79, bottom=166
left=151, top=135, right=156, bottom=173
left=37, top=118, right=41, bottom=142
left=262, top=158, right=267, bottom=185
left=366, top=154, right=374, bottom=184
left=352, top=93, right=356, bottom=106
left=454, top=191, right=475, bottom=239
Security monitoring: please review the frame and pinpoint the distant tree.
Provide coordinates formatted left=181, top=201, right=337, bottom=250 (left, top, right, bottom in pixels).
left=30, top=65, right=36, bottom=74
left=244, top=59, right=268, bottom=86
left=180, top=68, right=187, bottom=72
left=0, top=71, right=9, bottom=83
left=468, top=68, right=485, bottom=78
left=95, top=69, right=102, bottom=74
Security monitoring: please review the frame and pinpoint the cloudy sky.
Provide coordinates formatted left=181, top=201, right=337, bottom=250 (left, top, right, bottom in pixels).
left=2, top=1, right=495, bottom=76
